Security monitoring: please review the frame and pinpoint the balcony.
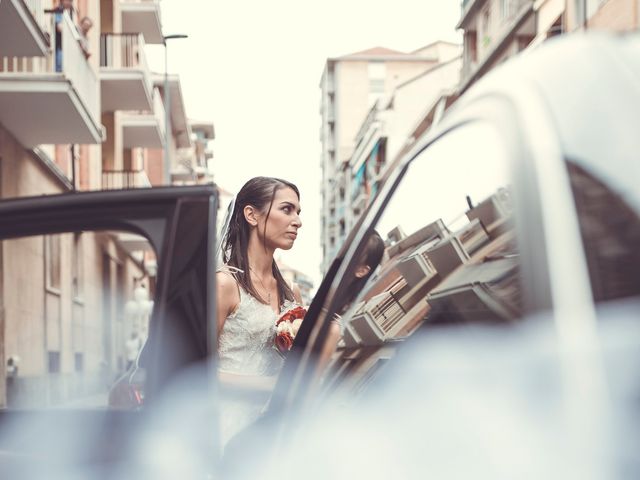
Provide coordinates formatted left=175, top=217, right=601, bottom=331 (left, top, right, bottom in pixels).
left=0, top=0, right=49, bottom=56
left=0, top=11, right=102, bottom=147
left=153, top=74, right=193, bottom=149
left=102, top=168, right=151, bottom=190
left=460, top=0, right=535, bottom=91
left=119, top=87, right=165, bottom=148
left=351, top=190, right=368, bottom=214
left=120, top=0, right=163, bottom=44
left=100, top=33, right=153, bottom=111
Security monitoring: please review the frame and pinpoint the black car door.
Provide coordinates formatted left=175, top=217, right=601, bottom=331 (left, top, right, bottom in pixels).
left=0, top=185, right=218, bottom=476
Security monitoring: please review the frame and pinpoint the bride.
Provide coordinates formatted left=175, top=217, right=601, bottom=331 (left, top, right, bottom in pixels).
left=216, top=176, right=303, bottom=448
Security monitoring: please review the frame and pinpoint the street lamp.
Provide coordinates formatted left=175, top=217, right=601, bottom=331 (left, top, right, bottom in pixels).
left=163, top=34, right=188, bottom=186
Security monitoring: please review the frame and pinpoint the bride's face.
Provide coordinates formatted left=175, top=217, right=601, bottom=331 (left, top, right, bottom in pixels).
left=258, top=187, right=302, bottom=251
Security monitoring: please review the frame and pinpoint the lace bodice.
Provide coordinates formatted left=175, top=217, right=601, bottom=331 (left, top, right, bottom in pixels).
left=218, top=275, right=296, bottom=377
left=216, top=267, right=298, bottom=448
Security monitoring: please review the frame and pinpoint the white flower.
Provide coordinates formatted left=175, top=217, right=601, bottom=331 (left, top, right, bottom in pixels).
left=291, top=318, right=303, bottom=336
left=277, top=321, right=294, bottom=336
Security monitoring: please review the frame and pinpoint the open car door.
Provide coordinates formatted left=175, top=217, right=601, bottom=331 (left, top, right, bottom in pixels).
left=0, top=185, right=218, bottom=477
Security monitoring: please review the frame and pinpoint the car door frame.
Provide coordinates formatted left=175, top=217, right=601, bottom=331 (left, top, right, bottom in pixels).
left=0, top=185, right=219, bottom=465
left=272, top=68, right=601, bottom=434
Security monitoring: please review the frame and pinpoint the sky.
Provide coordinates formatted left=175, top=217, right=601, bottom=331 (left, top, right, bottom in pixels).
left=145, top=0, right=462, bottom=286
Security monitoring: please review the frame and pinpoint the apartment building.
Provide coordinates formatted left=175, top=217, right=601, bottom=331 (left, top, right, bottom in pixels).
left=459, top=0, right=640, bottom=92
left=277, top=259, right=315, bottom=307
left=319, top=46, right=445, bottom=273
left=0, top=0, right=211, bottom=408
left=458, top=0, right=536, bottom=93
left=346, top=42, right=462, bottom=236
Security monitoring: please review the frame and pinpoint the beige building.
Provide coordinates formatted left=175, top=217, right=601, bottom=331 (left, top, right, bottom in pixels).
left=319, top=46, right=449, bottom=272
left=276, top=259, right=315, bottom=307
left=0, top=0, right=211, bottom=407
left=346, top=43, right=462, bottom=235
left=458, top=0, right=537, bottom=93
left=459, top=0, right=640, bottom=92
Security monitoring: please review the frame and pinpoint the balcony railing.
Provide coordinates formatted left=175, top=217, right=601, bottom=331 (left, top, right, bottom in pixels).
left=100, top=32, right=152, bottom=92
left=0, top=11, right=100, bottom=125
left=102, top=169, right=151, bottom=190
left=100, top=33, right=149, bottom=70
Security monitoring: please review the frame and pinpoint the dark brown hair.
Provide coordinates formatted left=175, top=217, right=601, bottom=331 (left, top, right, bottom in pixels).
left=334, top=230, right=385, bottom=314
left=222, top=176, right=300, bottom=307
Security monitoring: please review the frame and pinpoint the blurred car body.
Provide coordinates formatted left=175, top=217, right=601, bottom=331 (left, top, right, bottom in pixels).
left=0, top=32, right=637, bottom=479
left=261, top=31, right=640, bottom=479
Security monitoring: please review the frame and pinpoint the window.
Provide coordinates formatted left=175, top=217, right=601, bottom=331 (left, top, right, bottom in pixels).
left=546, top=15, right=564, bottom=39
left=368, top=62, right=386, bottom=106
left=575, top=0, right=586, bottom=26
left=500, top=0, right=509, bottom=19
left=465, top=31, right=478, bottom=63
left=481, top=6, right=491, bottom=39
left=45, top=235, right=61, bottom=291
left=72, top=232, right=84, bottom=299
left=74, top=352, right=84, bottom=372
left=318, top=122, right=521, bottom=400
left=567, top=161, right=640, bottom=303
left=48, top=351, right=61, bottom=374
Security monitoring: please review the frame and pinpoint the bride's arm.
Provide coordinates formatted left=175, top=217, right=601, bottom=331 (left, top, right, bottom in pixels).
left=216, top=271, right=239, bottom=337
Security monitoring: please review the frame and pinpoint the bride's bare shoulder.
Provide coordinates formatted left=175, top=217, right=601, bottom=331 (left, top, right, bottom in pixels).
left=216, top=269, right=241, bottom=321
left=216, top=269, right=240, bottom=293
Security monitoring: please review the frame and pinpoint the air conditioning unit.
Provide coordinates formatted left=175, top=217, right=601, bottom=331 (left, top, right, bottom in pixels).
left=387, top=219, right=449, bottom=259
left=425, top=235, right=469, bottom=278
left=455, top=218, right=490, bottom=255
left=466, top=189, right=512, bottom=238
left=343, top=291, right=402, bottom=347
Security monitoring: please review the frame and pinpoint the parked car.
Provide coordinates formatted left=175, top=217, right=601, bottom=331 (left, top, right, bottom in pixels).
left=0, top=32, right=638, bottom=479
left=254, top=31, right=640, bottom=479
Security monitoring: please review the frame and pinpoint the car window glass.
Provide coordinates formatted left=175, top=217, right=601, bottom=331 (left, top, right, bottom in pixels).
left=1, top=230, right=154, bottom=409
left=320, top=122, right=521, bottom=399
left=567, top=160, right=640, bottom=303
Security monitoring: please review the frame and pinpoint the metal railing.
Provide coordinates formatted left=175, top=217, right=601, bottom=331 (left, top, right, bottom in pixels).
left=102, top=169, right=151, bottom=190
left=100, top=32, right=152, bottom=103
left=0, top=12, right=99, bottom=123
left=61, top=13, right=100, bottom=121
left=100, top=33, right=149, bottom=69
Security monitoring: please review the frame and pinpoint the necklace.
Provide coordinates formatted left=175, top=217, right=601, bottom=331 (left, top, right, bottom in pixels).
left=250, top=267, right=272, bottom=304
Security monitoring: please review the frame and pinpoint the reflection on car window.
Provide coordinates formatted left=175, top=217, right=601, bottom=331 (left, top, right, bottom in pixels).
left=2, top=230, right=154, bottom=409
left=567, top=160, right=640, bottom=303
left=322, top=122, right=521, bottom=398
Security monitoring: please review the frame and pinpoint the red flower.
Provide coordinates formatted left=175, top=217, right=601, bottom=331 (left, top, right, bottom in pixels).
left=275, top=331, right=294, bottom=354
left=276, top=306, right=307, bottom=325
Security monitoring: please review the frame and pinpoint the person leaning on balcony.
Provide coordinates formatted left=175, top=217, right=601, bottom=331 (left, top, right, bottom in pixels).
left=54, top=0, right=75, bottom=72
left=78, top=16, right=93, bottom=59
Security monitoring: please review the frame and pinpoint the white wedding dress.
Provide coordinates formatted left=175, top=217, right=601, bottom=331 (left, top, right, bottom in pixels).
left=217, top=270, right=297, bottom=448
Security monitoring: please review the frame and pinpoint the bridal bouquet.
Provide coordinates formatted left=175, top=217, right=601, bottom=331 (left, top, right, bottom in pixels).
left=274, top=306, right=307, bottom=356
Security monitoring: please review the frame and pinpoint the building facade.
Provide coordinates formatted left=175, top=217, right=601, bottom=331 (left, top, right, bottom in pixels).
left=0, top=0, right=212, bottom=407
left=319, top=43, right=461, bottom=272
left=458, top=0, right=640, bottom=93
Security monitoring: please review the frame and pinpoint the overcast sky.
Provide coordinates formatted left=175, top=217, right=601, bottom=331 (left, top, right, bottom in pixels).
left=146, top=0, right=462, bottom=285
